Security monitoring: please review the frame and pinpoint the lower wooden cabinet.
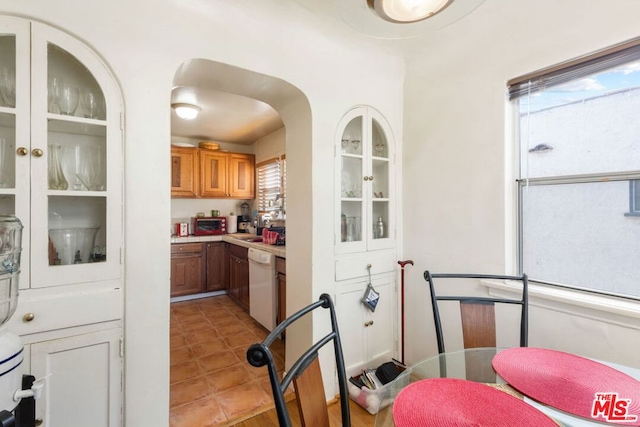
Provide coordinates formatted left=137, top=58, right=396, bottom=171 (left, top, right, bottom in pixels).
left=170, top=243, right=204, bottom=297
left=229, top=245, right=249, bottom=310
left=205, top=242, right=228, bottom=292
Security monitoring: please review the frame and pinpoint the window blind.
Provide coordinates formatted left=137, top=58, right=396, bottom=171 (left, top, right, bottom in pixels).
left=508, top=37, right=640, bottom=100
left=257, top=158, right=282, bottom=212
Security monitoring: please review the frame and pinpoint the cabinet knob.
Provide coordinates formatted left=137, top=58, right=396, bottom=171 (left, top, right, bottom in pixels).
left=16, top=147, right=28, bottom=156
left=364, top=320, right=374, bottom=327
left=35, top=419, right=43, bottom=426
left=363, top=176, right=369, bottom=181
left=368, top=176, right=374, bottom=181
left=23, top=313, right=35, bottom=322
left=32, top=148, right=43, bottom=157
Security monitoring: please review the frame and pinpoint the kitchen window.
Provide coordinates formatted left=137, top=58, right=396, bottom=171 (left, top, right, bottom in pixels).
left=256, top=156, right=285, bottom=212
left=509, top=38, right=640, bottom=299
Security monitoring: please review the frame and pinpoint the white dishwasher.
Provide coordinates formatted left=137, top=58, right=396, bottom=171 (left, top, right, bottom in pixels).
left=248, top=247, right=277, bottom=331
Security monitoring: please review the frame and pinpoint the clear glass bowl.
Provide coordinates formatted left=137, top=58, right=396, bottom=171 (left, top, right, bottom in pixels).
left=0, top=215, right=23, bottom=326
left=48, top=227, right=99, bottom=265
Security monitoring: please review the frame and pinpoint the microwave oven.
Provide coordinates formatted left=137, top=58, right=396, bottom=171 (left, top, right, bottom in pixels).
left=192, top=216, right=227, bottom=235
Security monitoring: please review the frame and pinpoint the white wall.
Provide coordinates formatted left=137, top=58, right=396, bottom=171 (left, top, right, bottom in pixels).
left=0, top=0, right=405, bottom=424
left=402, top=0, right=640, bottom=367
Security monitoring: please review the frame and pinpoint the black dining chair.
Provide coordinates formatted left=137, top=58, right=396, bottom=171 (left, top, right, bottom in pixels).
left=246, top=293, right=351, bottom=427
left=424, top=271, right=529, bottom=353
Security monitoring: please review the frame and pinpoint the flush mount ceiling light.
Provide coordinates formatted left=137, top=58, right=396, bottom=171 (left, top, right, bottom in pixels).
left=171, top=103, right=200, bottom=120
left=336, top=0, right=486, bottom=39
left=369, top=0, right=452, bottom=23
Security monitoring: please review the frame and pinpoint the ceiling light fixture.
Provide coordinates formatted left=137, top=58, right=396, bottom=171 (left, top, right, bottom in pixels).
left=369, top=0, right=452, bottom=23
left=172, top=103, right=200, bottom=120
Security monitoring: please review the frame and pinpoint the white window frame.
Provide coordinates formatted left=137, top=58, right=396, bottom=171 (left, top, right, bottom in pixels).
left=256, top=156, right=285, bottom=213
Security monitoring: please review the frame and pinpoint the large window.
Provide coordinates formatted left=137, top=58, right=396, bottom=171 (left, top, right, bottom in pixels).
left=510, top=39, right=640, bottom=299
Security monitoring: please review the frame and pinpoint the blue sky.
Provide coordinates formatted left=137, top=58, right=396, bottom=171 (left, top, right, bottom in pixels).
left=520, top=60, right=640, bottom=112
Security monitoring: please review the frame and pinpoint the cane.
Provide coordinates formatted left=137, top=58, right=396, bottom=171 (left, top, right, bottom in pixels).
left=397, top=260, right=414, bottom=365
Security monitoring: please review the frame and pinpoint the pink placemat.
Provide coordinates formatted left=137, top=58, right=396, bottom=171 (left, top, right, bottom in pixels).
left=392, top=378, right=557, bottom=426
left=493, top=347, right=640, bottom=425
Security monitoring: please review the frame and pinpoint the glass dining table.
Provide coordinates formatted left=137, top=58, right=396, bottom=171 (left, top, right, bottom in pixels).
left=374, top=347, right=640, bottom=427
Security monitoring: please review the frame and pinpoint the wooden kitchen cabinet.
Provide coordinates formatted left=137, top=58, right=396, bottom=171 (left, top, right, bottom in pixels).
left=205, top=242, right=228, bottom=292
left=170, top=243, right=204, bottom=297
left=228, top=153, right=255, bottom=199
left=171, top=146, right=199, bottom=197
left=179, top=149, right=255, bottom=199
left=229, top=244, right=249, bottom=310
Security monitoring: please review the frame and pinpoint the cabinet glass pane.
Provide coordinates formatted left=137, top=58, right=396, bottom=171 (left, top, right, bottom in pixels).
left=0, top=36, right=16, bottom=108
left=48, top=196, right=106, bottom=265
left=341, top=117, right=363, bottom=155
left=48, top=44, right=106, bottom=120
left=340, top=202, right=362, bottom=243
left=371, top=159, right=388, bottom=200
left=0, top=196, right=14, bottom=215
left=372, top=201, right=389, bottom=240
left=0, top=113, right=15, bottom=189
left=341, top=156, right=362, bottom=199
left=48, top=120, right=106, bottom=191
left=372, top=118, right=388, bottom=159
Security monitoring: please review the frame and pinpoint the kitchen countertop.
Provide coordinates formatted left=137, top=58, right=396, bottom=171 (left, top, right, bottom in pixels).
left=170, top=234, right=286, bottom=258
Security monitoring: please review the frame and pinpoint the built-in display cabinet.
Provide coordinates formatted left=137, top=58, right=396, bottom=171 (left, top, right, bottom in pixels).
left=334, top=106, right=398, bottom=376
left=0, top=17, right=123, bottom=426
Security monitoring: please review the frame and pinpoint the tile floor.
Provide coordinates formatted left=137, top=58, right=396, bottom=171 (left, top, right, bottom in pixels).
left=170, top=294, right=288, bottom=427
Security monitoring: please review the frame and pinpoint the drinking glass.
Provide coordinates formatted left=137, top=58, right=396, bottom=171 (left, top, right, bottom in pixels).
left=48, top=76, right=61, bottom=114
left=59, top=84, right=79, bottom=116
left=0, top=138, right=13, bottom=188
left=81, top=89, right=99, bottom=119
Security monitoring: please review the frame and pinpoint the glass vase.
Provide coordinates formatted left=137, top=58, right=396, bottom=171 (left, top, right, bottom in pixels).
left=48, top=144, right=68, bottom=190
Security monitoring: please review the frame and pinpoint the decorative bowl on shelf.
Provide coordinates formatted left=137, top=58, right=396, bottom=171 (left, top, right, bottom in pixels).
left=198, top=141, right=220, bottom=150
left=48, top=227, right=100, bottom=266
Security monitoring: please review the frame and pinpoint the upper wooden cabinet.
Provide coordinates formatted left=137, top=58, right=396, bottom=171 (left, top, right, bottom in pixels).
left=171, top=146, right=199, bottom=197
left=228, top=153, right=255, bottom=199
left=171, top=146, right=255, bottom=199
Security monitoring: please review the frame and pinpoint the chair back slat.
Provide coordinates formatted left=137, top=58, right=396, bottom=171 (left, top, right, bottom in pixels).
left=460, top=301, right=496, bottom=349
left=293, top=357, right=330, bottom=427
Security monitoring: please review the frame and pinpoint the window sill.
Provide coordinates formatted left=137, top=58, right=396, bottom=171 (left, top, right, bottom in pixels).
left=624, top=212, right=640, bottom=217
left=481, top=279, right=640, bottom=329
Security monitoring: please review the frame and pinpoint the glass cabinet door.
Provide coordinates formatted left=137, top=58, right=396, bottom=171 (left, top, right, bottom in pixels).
left=0, top=19, right=32, bottom=285
left=28, top=23, right=122, bottom=288
left=340, top=114, right=365, bottom=247
left=336, top=107, right=394, bottom=254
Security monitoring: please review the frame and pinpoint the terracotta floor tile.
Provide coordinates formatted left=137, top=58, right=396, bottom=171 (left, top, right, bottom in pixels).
left=231, top=310, right=253, bottom=321
left=207, top=314, right=243, bottom=327
left=199, top=350, right=241, bottom=373
left=170, top=359, right=203, bottom=384
left=216, top=322, right=250, bottom=336
left=176, top=311, right=209, bottom=325
left=171, top=346, right=195, bottom=366
left=185, top=327, right=220, bottom=346
left=171, top=335, right=189, bottom=351
left=206, top=365, right=254, bottom=393
left=216, top=382, right=272, bottom=420
left=170, top=376, right=213, bottom=408
left=181, top=318, right=214, bottom=333
left=170, top=396, right=227, bottom=427
left=224, top=330, right=261, bottom=349
left=172, top=304, right=202, bottom=316
left=191, top=338, right=229, bottom=358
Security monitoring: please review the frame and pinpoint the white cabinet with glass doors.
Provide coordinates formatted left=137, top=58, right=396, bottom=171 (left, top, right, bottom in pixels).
left=335, top=106, right=395, bottom=254
left=0, top=17, right=123, bottom=426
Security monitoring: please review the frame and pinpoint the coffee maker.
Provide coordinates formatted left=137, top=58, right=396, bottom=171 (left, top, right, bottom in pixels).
left=237, top=202, right=252, bottom=233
